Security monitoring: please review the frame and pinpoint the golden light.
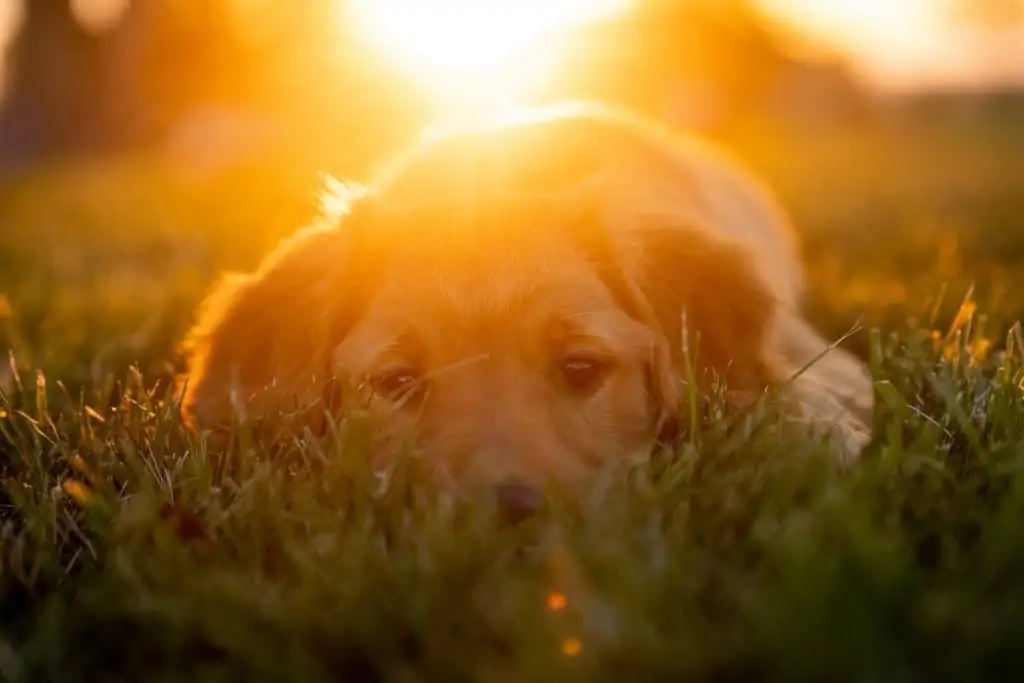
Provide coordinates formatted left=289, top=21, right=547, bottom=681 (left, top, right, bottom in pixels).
left=561, top=637, right=583, bottom=657
left=547, top=592, right=568, bottom=611
left=62, top=478, right=93, bottom=506
left=348, top=0, right=630, bottom=117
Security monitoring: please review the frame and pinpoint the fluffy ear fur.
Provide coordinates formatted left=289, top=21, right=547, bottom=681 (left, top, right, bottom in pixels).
left=613, top=214, right=784, bottom=410
left=178, top=180, right=396, bottom=436
left=179, top=224, right=354, bottom=433
left=611, top=211, right=875, bottom=459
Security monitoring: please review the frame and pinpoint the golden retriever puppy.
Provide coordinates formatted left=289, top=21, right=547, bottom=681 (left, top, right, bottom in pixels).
left=180, top=102, right=874, bottom=505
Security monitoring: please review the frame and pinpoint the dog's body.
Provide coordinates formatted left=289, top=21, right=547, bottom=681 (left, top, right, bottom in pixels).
left=181, top=102, right=874, bottom=494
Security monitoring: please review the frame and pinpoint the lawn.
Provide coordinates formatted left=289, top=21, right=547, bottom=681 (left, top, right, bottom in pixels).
left=3, top=102, right=1024, bottom=682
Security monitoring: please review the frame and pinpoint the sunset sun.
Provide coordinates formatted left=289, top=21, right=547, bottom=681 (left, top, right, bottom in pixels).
left=348, top=0, right=630, bottom=113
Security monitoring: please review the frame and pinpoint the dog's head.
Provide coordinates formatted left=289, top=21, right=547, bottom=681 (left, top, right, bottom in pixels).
left=181, top=109, right=783, bottom=500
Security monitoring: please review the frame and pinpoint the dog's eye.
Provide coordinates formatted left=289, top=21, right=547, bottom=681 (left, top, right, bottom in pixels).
left=558, top=355, right=610, bottom=395
left=369, top=368, right=423, bottom=404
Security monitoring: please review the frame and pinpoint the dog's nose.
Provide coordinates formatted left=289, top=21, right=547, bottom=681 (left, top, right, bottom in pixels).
left=493, top=481, right=544, bottom=523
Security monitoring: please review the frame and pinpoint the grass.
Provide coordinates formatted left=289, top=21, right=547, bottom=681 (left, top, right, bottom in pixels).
left=3, top=104, right=1024, bottom=682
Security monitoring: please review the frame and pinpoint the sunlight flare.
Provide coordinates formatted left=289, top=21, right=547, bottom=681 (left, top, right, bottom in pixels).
left=350, top=0, right=628, bottom=74
left=62, top=478, right=93, bottom=506
left=561, top=637, right=583, bottom=656
left=547, top=592, right=569, bottom=611
left=348, top=0, right=630, bottom=117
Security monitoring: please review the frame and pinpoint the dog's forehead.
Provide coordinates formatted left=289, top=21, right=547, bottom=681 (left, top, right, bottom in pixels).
left=335, top=197, right=657, bottom=371
left=377, top=226, right=611, bottom=320
left=355, top=193, right=605, bottom=307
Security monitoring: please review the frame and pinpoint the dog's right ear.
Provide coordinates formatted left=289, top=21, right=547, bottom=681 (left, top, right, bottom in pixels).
left=179, top=190, right=386, bottom=434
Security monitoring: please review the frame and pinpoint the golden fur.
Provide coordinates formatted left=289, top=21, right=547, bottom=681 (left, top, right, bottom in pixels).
left=179, top=102, right=874, bottom=490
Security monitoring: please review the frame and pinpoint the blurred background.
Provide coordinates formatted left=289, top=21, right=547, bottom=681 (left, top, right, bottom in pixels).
left=0, top=0, right=1022, bottom=394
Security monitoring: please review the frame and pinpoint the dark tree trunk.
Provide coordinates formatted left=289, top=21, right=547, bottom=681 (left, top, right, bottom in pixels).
left=0, top=0, right=104, bottom=163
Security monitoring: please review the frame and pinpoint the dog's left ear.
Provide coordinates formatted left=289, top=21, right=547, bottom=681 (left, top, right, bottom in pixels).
left=610, top=212, right=785, bottom=406
left=178, top=189, right=388, bottom=435
left=610, top=210, right=876, bottom=462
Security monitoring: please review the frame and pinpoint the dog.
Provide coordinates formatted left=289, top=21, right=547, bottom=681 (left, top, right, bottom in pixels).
left=179, top=102, right=874, bottom=508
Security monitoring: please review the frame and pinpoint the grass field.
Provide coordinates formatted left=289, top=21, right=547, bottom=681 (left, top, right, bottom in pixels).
left=3, top=103, right=1024, bottom=682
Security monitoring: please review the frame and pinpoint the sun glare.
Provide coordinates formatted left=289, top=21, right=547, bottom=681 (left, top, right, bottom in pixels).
left=348, top=0, right=629, bottom=116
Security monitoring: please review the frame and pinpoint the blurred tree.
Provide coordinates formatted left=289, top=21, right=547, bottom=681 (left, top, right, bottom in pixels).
left=0, top=0, right=423, bottom=167
left=940, top=0, right=1024, bottom=97
left=945, top=0, right=1024, bottom=26
left=0, top=0, right=102, bottom=160
left=0, top=0, right=170, bottom=161
left=554, top=0, right=868, bottom=129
